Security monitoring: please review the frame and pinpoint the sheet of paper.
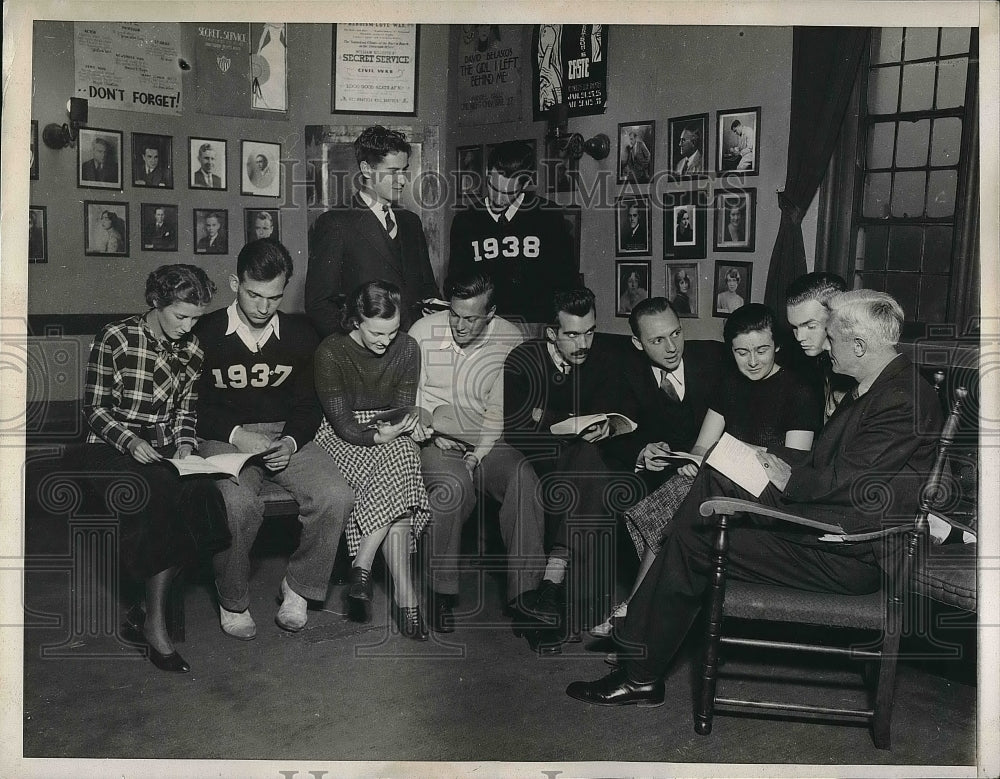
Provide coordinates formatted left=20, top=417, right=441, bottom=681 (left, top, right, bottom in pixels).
left=704, top=433, right=770, bottom=497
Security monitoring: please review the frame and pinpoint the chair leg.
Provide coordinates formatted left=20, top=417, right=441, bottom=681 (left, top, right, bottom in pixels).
left=166, top=569, right=186, bottom=644
left=695, top=515, right=731, bottom=736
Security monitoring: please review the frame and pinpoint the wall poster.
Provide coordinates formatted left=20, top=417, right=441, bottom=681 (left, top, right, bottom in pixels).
left=74, top=22, right=183, bottom=115
left=194, top=23, right=288, bottom=118
left=332, top=24, right=419, bottom=115
left=532, top=24, right=607, bottom=121
left=456, top=25, right=523, bottom=126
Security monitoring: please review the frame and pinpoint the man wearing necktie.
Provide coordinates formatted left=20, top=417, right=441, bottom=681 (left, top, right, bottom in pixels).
left=82, top=137, right=118, bottom=183
left=192, top=142, right=224, bottom=189
left=674, top=126, right=704, bottom=175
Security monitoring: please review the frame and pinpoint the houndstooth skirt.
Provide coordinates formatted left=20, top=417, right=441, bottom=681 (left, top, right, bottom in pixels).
left=314, top=410, right=431, bottom=556
left=622, top=472, right=696, bottom=558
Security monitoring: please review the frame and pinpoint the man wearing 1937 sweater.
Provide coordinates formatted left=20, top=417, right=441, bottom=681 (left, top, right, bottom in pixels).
left=449, top=140, right=576, bottom=329
left=195, top=240, right=354, bottom=640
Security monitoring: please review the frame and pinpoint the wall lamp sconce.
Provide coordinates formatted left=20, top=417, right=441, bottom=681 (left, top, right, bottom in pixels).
left=546, top=103, right=610, bottom=161
left=42, top=98, right=89, bottom=150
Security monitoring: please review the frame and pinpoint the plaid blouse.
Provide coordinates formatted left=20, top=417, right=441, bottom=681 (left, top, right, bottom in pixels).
left=83, top=313, right=204, bottom=453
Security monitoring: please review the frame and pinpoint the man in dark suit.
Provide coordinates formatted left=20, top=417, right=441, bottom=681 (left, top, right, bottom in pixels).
left=144, top=206, right=175, bottom=251
left=305, top=125, right=440, bottom=336
left=135, top=143, right=173, bottom=188
left=81, top=137, right=117, bottom=183
left=566, top=290, right=943, bottom=706
left=197, top=212, right=227, bottom=254
left=621, top=203, right=647, bottom=252
left=192, top=142, right=224, bottom=189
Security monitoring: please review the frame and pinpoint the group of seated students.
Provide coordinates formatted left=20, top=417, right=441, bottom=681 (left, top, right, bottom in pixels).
left=79, top=123, right=945, bottom=682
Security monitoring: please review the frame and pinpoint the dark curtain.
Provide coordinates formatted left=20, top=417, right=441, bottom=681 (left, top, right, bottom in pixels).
left=763, top=27, right=870, bottom=313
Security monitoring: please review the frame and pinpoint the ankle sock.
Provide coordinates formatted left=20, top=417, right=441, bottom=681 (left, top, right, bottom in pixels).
left=543, top=557, right=568, bottom=584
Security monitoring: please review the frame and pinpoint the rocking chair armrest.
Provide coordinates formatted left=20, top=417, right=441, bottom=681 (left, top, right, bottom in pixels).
left=699, top=497, right=846, bottom=535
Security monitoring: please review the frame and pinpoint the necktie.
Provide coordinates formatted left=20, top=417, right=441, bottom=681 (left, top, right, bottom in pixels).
left=680, top=158, right=688, bottom=174
left=659, top=370, right=680, bottom=402
left=497, top=212, right=508, bottom=226
left=383, top=205, right=396, bottom=238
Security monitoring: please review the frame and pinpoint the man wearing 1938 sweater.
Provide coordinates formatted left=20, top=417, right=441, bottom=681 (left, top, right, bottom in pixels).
left=449, top=140, right=576, bottom=329
left=195, top=239, right=353, bottom=640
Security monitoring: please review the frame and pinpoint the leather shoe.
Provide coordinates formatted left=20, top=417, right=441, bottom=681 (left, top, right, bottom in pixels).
left=431, top=592, right=456, bottom=633
left=566, top=668, right=665, bottom=707
left=348, top=567, right=373, bottom=601
left=219, top=605, right=257, bottom=640
left=395, top=605, right=429, bottom=641
left=148, top=646, right=191, bottom=673
left=275, top=577, right=308, bottom=632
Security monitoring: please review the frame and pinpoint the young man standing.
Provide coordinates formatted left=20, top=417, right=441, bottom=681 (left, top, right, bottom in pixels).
left=195, top=239, right=354, bottom=639
left=448, top=140, right=576, bottom=330
left=306, top=125, right=440, bottom=336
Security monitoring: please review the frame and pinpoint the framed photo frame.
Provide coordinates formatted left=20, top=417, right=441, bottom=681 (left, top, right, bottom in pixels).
left=140, top=203, right=179, bottom=252
left=83, top=200, right=129, bottom=257
left=77, top=128, right=123, bottom=190
left=28, top=206, right=47, bottom=263
left=30, top=120, right=39, bottom=181
left=485, top=139, right=537, bottom=188
left=193, top=208, right=229, bottom=255
left=617, top=121, right=655, bottom=184
left=616, top=260, right=651, bottom=318
left=714, top=188, right=757, bottom=251
left=662, top=189, right=708, bottom=259
left=665, top=261, right=699, bottom=318
left=668, top=113, right=708, bottom=178
left=616, top=194, right=651, bottom=257
left=717, top=106, right=760, bottom=176
left=713, top=260, right=753, bottom=317
left=241, top=139, right=282, bottom=198
left=245, top=207, right=281, bottom=244
left=189, top=137, right=227, bottom=190
left=132, top=133, right=175, bottom=189
left=332, top=23, right=419, bottom=116
left=456, top=144, right=484, bottom=203
left=544, top=135, right=578, bottom=194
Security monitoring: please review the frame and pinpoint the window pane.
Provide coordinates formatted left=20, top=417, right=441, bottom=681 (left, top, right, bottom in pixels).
left=903, top=27, right=939, bottom=60
left=900, top=62, right=937, bottom=112
left=924, top=225, right=954, bottom=273
left=875, top=28, right=904, bottom=62
left=927, top=169, right=958, bottom=217
left=862, top=224, right=889, bottom=270
left=919, top=275, right=950, bottom=322
left=868, top=66, right=900, bottom=114
left=895, top=119, right=930, bottom=167
left=891, top=171, right=926, bottom=217
left=930, top=117, right=963, bottom=166
left=867, top=122, right=896, bottom=168
left=884, top=272, right=920, bottom=313
left=939, top=28, right=970, bottom=56
left=936, top=57, right=968, bottom=109
left=863, top=172, right=892, bottom=218
left=859, top=272, right=887, bottom=292
left=888, top=226, right=923, bottom=270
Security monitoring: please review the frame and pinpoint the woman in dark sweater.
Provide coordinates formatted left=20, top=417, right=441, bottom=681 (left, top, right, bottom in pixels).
left=313, top=280, right=432, bottom=639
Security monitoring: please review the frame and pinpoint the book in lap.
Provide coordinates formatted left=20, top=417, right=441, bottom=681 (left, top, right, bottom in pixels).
left=550, top=413, right=637, bottom=441
left=165, top=450, right=270, bottom=481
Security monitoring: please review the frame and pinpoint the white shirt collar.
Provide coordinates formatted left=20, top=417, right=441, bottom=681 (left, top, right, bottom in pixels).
left=546, top=341, right=573, bottom=374
left=225, top=300, right=279, bottom=352
left=652, top=359, right=686, bottom=399
left=486, top=193, right=525, bottom=223
left=359, top=189, right=394, bottom=230
left=435, top=316, right=496, bottom=355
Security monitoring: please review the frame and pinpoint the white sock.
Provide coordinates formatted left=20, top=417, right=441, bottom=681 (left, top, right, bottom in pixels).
left=543, top=557, right=568, bottom=584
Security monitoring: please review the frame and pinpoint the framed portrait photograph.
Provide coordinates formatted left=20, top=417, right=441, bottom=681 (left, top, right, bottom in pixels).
left=140, top=203, right=178, bottom=252
left=189, top=137, right=227, bottom=190
left=83, top=200, right=129, bottom=257
left=714, top=188, right=757, bottom=251
left=713, top=260, right=753, bottom=317
left=193, top=208, right=229, bottom=255
left=616, top=260, right=651, bottom=318
left=662, top=189, right=708, bottom=260
left=665, top=261, right=699, bottom=318
left=485, top=139, right=537, bottom=188
left=618, top=121, right=655, bottom=184
left=132, top=133, right=174, bottom=189
left=668, top=113, right=708, bottom=178
left=77, top=128, right=123, bottom=190
left=241, top=139, right=282, bottom=198
left=28, top=206, right=47, bottom=263
left=616, top=194, right=651, bottom=257
left=30, top=120, right=39, bottom=180
left=717, top=106, right=760, bottom=175
left=245, top=208, right=281, bottom=244
left=456, top=144, right=484, bottom=203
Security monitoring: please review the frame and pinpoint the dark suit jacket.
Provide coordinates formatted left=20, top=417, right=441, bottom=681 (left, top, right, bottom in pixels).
left=136, top=166, right=172, bottom=187
left=305, top=195, right=440, bottom=337
left=197, top=231, right=227, bottom=254
left=600, top=339, right=728, bottom=470
left=82, top=158, right=117, bottom=183
left=192, top=170, right=223, bottom=189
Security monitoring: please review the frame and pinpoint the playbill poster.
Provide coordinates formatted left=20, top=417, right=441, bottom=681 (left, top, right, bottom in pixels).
left=532, top=24, right=608, bottom=120
left=333, top=24, right=419, bottom=115
left=74, top=22, right=182, bottom=115
left=194, top=23, right=288, bottom=118
left=455, top=25, right=523, bottom=126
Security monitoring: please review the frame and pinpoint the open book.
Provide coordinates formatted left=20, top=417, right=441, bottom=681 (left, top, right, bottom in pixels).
left=550, top=413, right=637, bottom=442
left=165, top=445, right=278, bottom=481
left=649, top=450, right=704, bottom=466
left=703, top=433, right=770, bottom=497
left=366, top=405, right=433, bottom=428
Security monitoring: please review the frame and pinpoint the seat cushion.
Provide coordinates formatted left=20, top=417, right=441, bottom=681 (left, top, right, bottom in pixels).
left=723, top=582, right=885, bottom=629
left=259, top=480, right=300, bottom=518
left=913, top=543, right=977, bottom=611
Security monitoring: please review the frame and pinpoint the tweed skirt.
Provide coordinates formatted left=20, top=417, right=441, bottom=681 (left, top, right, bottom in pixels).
left=314, top=411, right=430, bottom=556
left=622, top=472, right=696, bottom=558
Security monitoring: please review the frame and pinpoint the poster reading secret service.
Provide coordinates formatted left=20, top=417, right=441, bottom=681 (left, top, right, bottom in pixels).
left=333, top=24, right=419, bottom=115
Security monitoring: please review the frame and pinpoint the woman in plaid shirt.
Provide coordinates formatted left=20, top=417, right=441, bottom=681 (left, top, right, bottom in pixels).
left=82, top=264, right=229, bottom=673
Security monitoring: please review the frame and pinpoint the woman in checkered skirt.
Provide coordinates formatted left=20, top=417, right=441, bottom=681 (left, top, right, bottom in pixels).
left=313, top=280, right=433, bottom=639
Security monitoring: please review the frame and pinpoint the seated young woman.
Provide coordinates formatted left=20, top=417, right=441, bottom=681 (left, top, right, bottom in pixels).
left=312, top=280, right=433, bottom=640
left=592, top=302, right=824, bottom=636
left=80, top=264, right=230, bottom=673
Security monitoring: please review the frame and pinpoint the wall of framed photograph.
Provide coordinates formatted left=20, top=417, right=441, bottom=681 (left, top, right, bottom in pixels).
left=665, top=261, right=699, bottom=318
left=77, top=128, right=123, bottom=190
left=668, top=113, right=708, bottom=178
left=544, top=134, right=578, bottom=194
left=28, top=206, right=47, bottom=263
left=140, top=203, right=178, bottom=252
left=714, top=188, right=757, bottom=251
left=456, top=144, right=484, bottom=203
left=716, top=106, right=760, bottom=176
left=615, top=260, right=651, bottom=318
left=189, top=136, right=227, bottom=190
left=245, top=207, right=281, bottom=244
left=616, top=194, right=651, bottom=256
left=241, top=139, right=282, bottom=198
left=617, top=121, right=654, bottom=184
left=662, top=189, right=708, bottom=259
left=132, top=133, right=175, bottom=189
left=713, top=259, right=753, bottom=317
left=193, top=208, right=229, bottom=255
left=83, top=201, right=129, bottom=257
